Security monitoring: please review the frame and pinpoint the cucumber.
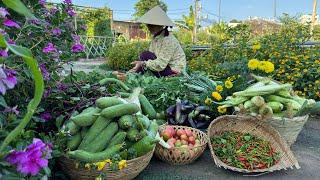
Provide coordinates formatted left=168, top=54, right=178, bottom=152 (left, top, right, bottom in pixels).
left=99, top=78, right=130, bottom=92
left=67, top=133, right=82, bottom=150
left=96, top=97, right=124, bottom=109
left=107, top=131, right=127, bottom=147
left=68, top=143, right=123, bottom=163
left=139, top=94, right=157, bottom=119
left=78, top=116, right=111, bottom=150
left=62, top=121, right=80, bottom=135
left=131, top=136, right=158, bottom=156
left=127, top=128, right=140, bottom=142
left=147, top=120, right=159, bottom=138
left=71, top=108, right=101, bottom=127
left=119, top=115, right=134, bottom=130
left=101, top=103, right=139, bottom=119
left=136, top=114, right=150, bottom=129
left=82, top=107, right=96, bottom=114
left=80, top=127, right=88, bottom=138
left=84, top=122, right=118, bottom=152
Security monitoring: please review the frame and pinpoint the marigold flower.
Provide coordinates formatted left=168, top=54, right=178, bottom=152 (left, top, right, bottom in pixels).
left=215, top=85, right=223, bottom=92
left=95, top=161, right=107, bottom=171
left=264, top=61, right=274, bottom=73
left=248, top=59, right=260, bottom=70
left=118, top=160, right=127, bottom=170
left=225, top=80, right=233, bottom=89
left=204, top=97, right=213, bottom=105
left=217, top=106, right=227, bottom=114
left=211, top=91, right=222, bottom=101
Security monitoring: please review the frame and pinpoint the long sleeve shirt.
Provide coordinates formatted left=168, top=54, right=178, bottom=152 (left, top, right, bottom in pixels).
left=145, top=33, right=186, bottom=73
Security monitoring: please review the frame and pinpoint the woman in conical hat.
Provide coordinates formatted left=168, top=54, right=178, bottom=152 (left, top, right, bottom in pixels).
left=129, top=6, right=186, bottom=77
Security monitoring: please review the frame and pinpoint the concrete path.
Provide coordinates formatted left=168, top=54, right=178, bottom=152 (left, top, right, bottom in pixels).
left=60, top=58, right=106, bottom=75
left=136, top=116, right=320, bottom=180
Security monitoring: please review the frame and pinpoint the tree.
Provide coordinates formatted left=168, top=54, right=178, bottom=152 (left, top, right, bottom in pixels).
left=230, top=19, right=241, bottom=23
left=134, top=0, right=167, bottom=18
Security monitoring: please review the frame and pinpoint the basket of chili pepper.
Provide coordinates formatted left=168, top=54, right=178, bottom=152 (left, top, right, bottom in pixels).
left=208, top=115, right=300, bottom=173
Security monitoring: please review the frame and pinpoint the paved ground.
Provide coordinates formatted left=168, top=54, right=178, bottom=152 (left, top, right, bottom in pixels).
left=136, top=116, right=320, bottom=180
left=60, top=58, right=106, bottom=75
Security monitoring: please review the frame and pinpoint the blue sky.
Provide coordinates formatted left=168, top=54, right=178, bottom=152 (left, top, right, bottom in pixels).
left=51, top=0, right=318, bottom=23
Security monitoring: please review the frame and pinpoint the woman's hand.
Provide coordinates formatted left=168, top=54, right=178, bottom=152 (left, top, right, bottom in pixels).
left=129, top=61, right=144, bottom=72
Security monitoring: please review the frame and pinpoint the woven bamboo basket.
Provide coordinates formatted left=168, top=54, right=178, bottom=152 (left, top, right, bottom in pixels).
left=58, top=148, right=154, bottom=180
left=154, top=125, right=208, bottom=165
left=208, top=115, right=300, bottom=173
left=267, top=115, right=309, bottom=146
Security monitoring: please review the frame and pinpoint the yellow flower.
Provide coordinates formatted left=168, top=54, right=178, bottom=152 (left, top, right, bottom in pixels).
left=211, top=91, right=222, bottom=101
left=248, top=59, right=260, bottom=70
left=216, top=85, right=223, bottom=92
left=95, top=161, right=107, bottom=171
left=225, top=80, right=233, bottom=89
left=258, top=61, right=267, bottom=71
left=217, top=106, right=227, bottom=114
left=204, top=97, right=213, bottom=105
left=85, top=163, right=91, bottom=170
left=252, top=42, right=261, bottom=50
left=118, top=160, right=127, bottom=170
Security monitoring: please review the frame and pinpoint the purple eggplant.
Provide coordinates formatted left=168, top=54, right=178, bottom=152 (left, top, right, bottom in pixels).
left=168, top=117, right=177, bottom=125
left=175, top=99, right=182, bottom=123
left=187, top=114, right=197, bottom=128
left=166, top=105, right=176, bottom=117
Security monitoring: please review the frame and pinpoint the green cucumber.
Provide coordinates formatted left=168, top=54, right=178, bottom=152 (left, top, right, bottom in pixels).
left=99, top=78, right=130, bottom=92
left=101, top=103, right=139, bottom=119
left=147, top=120, right=159, bottom=138
left=139, top=94, right=157, bottom=119
left=71, top=108, right=101, bottom=127
left=62, top=120, right=80, bottom=135
left=127, top=128, right=140, bottom=142
left=131, top=136, right=158, bottom=156
left=80, top=127, right=88, bottom=138
left=78, top=116, right=111, bottom=150
left=67, top=133, right=82, bottom=150
left=82, top=107, right=96, bottom=114
left=96, top=97, right=124, bottom=109
left=68, top=143, right=123, bottom=163
left=84, top=122, right=118, bottom=152
left=107, top=131, right=127, bottom=148
left=119, top=115, right=134, bottom=130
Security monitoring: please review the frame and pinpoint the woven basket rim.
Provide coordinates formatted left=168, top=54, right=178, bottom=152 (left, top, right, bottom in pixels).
left=207, top=115, right=300, bottom=174
left=158, top=125, right=208, bottom=149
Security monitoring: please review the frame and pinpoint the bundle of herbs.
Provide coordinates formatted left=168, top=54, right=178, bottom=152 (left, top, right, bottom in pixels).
left=211, top=131, right=280, bottom=170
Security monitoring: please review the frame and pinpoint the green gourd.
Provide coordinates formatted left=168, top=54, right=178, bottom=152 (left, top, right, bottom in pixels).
left=67, top=133, right=82, bottom=150
left=100, top=103, right=139, bottom=119
left=131, top=136, right=158, bottom=156
left=119, top=115, right=134, bottom=130
left=107, top=131, right=127, bottom=148
left=139, top=94, right=157, bottom=119
left=71, top=108, right=100, bottom=127
left=96, top=97, right=124, bottom=109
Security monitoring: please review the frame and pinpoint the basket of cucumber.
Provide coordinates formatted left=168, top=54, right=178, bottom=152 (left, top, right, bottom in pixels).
left=59, top=86, right=162, bottom=179
left=154, top=125, right=208, bottom=165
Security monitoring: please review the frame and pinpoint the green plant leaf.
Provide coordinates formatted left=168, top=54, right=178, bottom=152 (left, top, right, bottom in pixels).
left=0, top=96, right=7, bottom=108
left=5, top=43, right=33, bottom=59
left=2, top=0, right=35, bottom=18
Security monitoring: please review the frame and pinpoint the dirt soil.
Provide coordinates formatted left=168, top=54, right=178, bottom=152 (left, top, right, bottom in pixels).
left=136, top=116, right=320, bottom=180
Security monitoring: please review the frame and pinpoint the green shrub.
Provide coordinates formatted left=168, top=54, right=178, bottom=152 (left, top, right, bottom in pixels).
left=106, top=41, right=150, bottom=71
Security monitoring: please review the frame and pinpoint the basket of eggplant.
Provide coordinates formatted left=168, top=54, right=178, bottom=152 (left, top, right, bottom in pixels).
left=166, top=99, right=212, bottom=129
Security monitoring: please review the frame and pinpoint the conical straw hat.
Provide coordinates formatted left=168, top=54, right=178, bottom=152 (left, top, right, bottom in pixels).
left=137, top=6, right=175, bottom=27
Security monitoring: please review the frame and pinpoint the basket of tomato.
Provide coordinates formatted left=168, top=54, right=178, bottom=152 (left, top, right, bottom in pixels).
left=154, top=125, right=208, bottom=165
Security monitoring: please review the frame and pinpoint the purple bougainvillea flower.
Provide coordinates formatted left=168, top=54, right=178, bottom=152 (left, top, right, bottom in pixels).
left=28, top=19, right=41, bottom=25
left=0, top=7, right=9, bottom=17
left=7, top=39, right=15, bottom=45
left=0, top=49, right=8, bottom=57
left=49, top=7, right=58, bottom=15
left=39, top=0, right=46, bottom=6
left=0, top=29, right=6, bottom=35
left=42, top=43, right=57, bottom=53
left=57, top=82, right=68, bottom=91
left=6, top=138, right=52, bottom=176
left=72, top=34, right=80, bottom=42
left=0, top=68, right=17, bottom=95
left=51, top=27, right=61, bottom=36
left=39, top=64, right=50, bottom=81
left=66, top=8, right=76, bottom=17
left=80, top=24, right=87, bottom=30
left=3, top=19, right=21, bottom=28
left=40, top=112, right=52, bottom=122
left=43, top=88, right=52, bottom=98
left=71, top=43, right=85, bottom=53
left=4, top=105, right=19, bottom=115
left=63, top=0, right=72, bottom=4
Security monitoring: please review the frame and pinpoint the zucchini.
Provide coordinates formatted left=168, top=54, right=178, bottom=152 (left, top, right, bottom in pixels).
left=99, top=78, right=130, bottom=92
left=139, top=94, right=157, bottom=119
left=62, top=121, right=80, bottom=135
left=78, top=116, right=111, bottom=150
left=67, top=133, right=82, bottom=150
left=85, top=122, right=118, bottom=152
left=131, top=136, right=158, bottom=156
left=96, top=97, right=124, bottom=109
left=147, top=120, right=159, bottom=138
left=67, top=143, right=123, bottom=163
left=119, top=115, right=134, bottom=130
left=101, top=103, right=139, bottom=119
left=71, top=108, right=101, bottom=127
left=80, top=127, right=88, bottom=138
left=107, top=131, right=127, bottom=148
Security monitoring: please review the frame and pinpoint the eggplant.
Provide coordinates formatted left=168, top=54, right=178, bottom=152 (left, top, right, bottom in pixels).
left=166, top=105, right=176, bottom=117
left=187, top=114, right=197, bottom=128
left=196, top=121, right=209, bottom=129
left=177, top=114, right=188, bottom=124
left=175, top=99, right=182, bottom=123
left=181, top=105, right=195, bottom=113
left=168, top=117, right=177, bottom=125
